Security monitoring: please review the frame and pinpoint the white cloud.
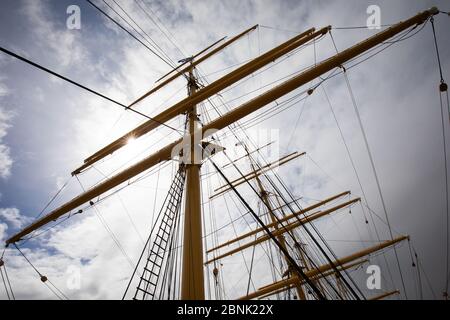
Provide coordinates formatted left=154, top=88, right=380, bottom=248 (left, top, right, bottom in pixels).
left=0, top=83, right=9, bottom=97
left=21, top=0, right=86, bottom=68
left=0, top=145, right=12, bottom=178
left=0, top=207, right=32, bottom=229
left=0, top=91, right=13, bottom=179
left=0, top=0, right=448, bottom=300
left=0, top=222, right=7, bottom=243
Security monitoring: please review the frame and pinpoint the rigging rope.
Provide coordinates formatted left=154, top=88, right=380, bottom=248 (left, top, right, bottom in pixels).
left=321, top=82, right=397, bottom=290
left=75, top=176, right=136, bottom=270
left=0, top=258, right=14, bottom=300
left=232, top=144, right=365, bottom=299
left=0, top=45, right=182, bottom=134
left=430, top=16, right=449, bottom=299
left=135, top=0, right=186, bottom=59
left=14, top=244, right=69, bottom=300
left=206, top=155, right=327, bottom=300
left=86, top=0, right=174, bottom=69
left=201, top=64, right=357, bottom=299
left=92, top=165, right=145, bottom=245
left=343, top=70, right=408, bottom=298
left=108, top=0, right=176, bottom=67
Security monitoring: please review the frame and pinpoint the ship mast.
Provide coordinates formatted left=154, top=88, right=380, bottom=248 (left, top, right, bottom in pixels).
left=4, top=7, right=440, bottom=300
left=181, top=69, right=204, bottom=299
left=244, top=145, right=306, bottom=299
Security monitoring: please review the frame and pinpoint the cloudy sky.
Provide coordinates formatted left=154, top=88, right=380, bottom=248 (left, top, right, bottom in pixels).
left=0, top=0, right=449, bottom=300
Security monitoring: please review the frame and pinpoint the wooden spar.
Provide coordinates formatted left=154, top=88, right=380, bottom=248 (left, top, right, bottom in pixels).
left=207, top=191, right=351, bottom=253
left=204, top=197, right=360, bottom=264
left=238, top=236, right=409, bottom=300
left=198, top=8, right=438, bottom=141
left=128, top=25, right=258, bottom=108
left=257, top=286, right=294, bottom=300
left=210, top=152, right=305, bottom=199
left=155, top=36, right=227, bottom=84
left=6, top=8, right=437, bottom=245
left=249, top=150, right=306, bottom=299
left=181, top=70, right=204, bottom=299
left=257, top=259, right=368, bottom=299
left=222, top=141, right=274, bottom=169
left=368, top=290, right=400, bottom=300
left=73, top=27, right=326, bottom=174
left=5, top=139, right=177, bottom=245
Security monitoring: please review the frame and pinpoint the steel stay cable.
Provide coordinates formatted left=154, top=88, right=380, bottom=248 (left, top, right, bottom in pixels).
left=343, top=70, right=408, bottom=299
left=0, top=266, right=11, bottom=300
left=206, top=155, right=326, bottom=300
left=75, top=176, right=136, bottom=270
left=430, top=16, right=450, bottom=297
left=108, top=0, right=176, bottom=67
left=13, top=244, right=69, bottom=300
left=201, top=66, right=354, bottom=299
left=238, top=150, right=362, bottom=300
left=2, top=261, right=14, bottom=300
left=87, top=0, right=174, bottom=69
left=0, top=45, right=183, bottom=134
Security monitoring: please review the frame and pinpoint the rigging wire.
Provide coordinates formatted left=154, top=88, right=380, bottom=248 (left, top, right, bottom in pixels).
left=108, top=0, right=176, bottom=67
left=206, top=155, right=327, bottom=300
left=122, top=165, right=184, bottom=299
left=92, top=165, right=145, bottom=245
left=430, top=16, right=449, bottom=299
left=2, top=260, right=14, bottom=300
left=321, top=65, right=396, bottom=289
left=75, top=176, right=136, bottom=270
left=199, top=60, right=359, bottom=299
left=343, top=70, right=408, bottom=298
left=322, top=86, right=394, bottom=292
left=13, top=244, right=69, bottom=300
left=259, top=24, right=395, bottom=34
left=86, top=0, right=174, bottom=69
left=135, top=0, right=186, bottom=58
left=285, top=95, right=309, bottom=151
left=407, top=239, right=423, bottom=299
left=0, top=268, right=11, bottom=300
left=35, top=177, right=72, bottom=221
left=0, top=45, right=183, bottom=134
left=0, top=257, right=15, bottom=300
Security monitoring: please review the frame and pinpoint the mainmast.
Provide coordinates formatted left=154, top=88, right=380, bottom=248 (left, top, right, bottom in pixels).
left=180, top=69, right=205, bottom=299
left=3, top=7, right=440, bottom=300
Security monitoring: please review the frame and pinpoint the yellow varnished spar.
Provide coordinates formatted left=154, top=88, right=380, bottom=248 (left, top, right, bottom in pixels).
left=73, top=26, right=325, bottom=174
left=210, top=152, right=306, bottom=199
left=206, top=191, right=352, bottom=253
left=369, top=290, right=400, bottom=300
left=238, top=236, right=408, bottom=300
left=5, top=8, right=438, bottom=301
left=204, top=197, right=361, bottom=264
left=257, top=259, right=369, bottom=300
left=7, top=7, right=437, bottom=244
left=128, top=25, right=259, bottom=108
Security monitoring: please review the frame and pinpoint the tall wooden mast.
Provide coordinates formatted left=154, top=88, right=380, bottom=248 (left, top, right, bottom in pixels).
left=181, top=69, right=205, bottom=299
left=4, top=7, right=440, bottom=300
